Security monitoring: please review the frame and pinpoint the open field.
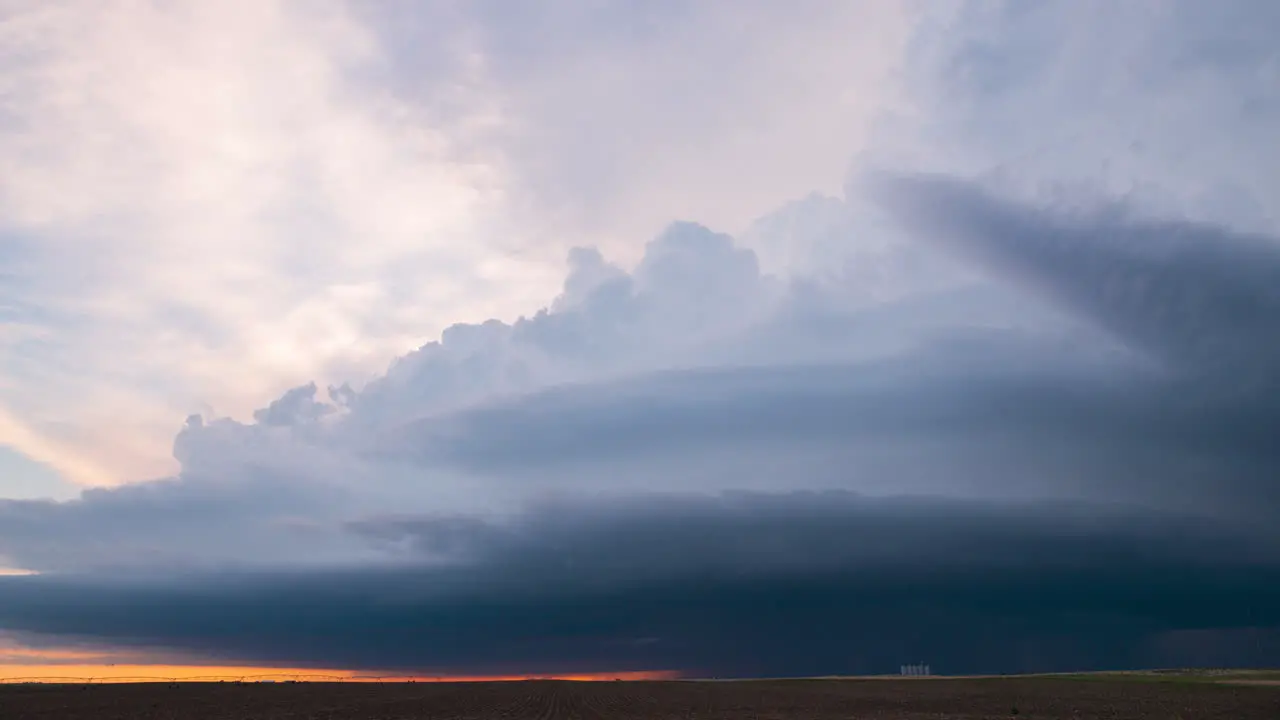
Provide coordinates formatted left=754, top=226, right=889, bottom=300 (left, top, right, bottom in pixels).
left=2, top=676, right=1279, bottom=719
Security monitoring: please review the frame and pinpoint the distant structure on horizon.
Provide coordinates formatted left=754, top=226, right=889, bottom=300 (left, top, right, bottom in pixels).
left=900, top=663, right=931, bottom=676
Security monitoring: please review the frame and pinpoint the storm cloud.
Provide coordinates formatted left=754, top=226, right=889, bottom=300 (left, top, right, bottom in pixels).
left=866, top=171, right=1280, bottom=389
left=1, top=0, right=1278, bottom=681
left=2, top=170, right=1280, bottom=674
left=1, top=492, right=1279, bottom=677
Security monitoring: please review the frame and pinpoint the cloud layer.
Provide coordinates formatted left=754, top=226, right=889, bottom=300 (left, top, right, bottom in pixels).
left=2, top=492, right=1278, bottom=676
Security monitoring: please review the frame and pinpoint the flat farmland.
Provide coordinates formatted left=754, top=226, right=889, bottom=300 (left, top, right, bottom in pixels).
left=2, top=676, right=1278, bottom=719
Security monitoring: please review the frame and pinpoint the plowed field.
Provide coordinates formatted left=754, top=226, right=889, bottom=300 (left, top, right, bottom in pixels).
left=2, top=676, right=1277, bottom=719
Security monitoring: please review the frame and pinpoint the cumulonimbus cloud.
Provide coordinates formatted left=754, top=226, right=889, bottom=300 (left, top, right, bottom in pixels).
left=3, top=0, right=1279, bottom=678
left=2, top=173, right=1280, bottom=674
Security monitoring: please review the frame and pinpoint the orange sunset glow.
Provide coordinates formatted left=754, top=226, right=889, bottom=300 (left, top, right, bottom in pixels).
left=0, top=664, right=679, bottom=682
left=0, top=638, right=678, bottom=683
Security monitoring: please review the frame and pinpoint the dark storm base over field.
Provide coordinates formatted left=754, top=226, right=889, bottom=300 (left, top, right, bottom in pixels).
left=2, top=677, right=1278, bottom=720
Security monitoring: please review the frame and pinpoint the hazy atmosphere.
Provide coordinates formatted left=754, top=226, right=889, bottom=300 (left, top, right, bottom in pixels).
left=1, top=0, right=1279, bottom=679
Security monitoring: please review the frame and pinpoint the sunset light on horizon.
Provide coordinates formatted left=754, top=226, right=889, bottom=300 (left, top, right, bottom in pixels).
left=0, top=637, right=678, bottom=682
left=0, top=664, right=679, bottom=683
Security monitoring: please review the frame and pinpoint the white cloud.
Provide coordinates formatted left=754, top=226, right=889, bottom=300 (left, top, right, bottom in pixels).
left=0, top=1, right=919, bottom=490
left=451, top=0, right=919, bottom=254
left=0, top=0, right=555, bottom=485
left=0, top=0, right=1275, bottom=511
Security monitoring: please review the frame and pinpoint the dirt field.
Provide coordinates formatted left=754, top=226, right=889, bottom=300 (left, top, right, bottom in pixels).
left=1, top=676, right=1277, bottom=719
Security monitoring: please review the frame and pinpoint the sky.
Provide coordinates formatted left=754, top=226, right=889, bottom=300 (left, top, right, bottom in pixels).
left=1, top=0, right=1279, bottom=679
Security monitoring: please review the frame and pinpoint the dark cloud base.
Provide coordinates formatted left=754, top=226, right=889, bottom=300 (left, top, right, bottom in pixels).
left=4, top=562, right=1279, bottom=677
left=3, top=492, right=1279, bottom=677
